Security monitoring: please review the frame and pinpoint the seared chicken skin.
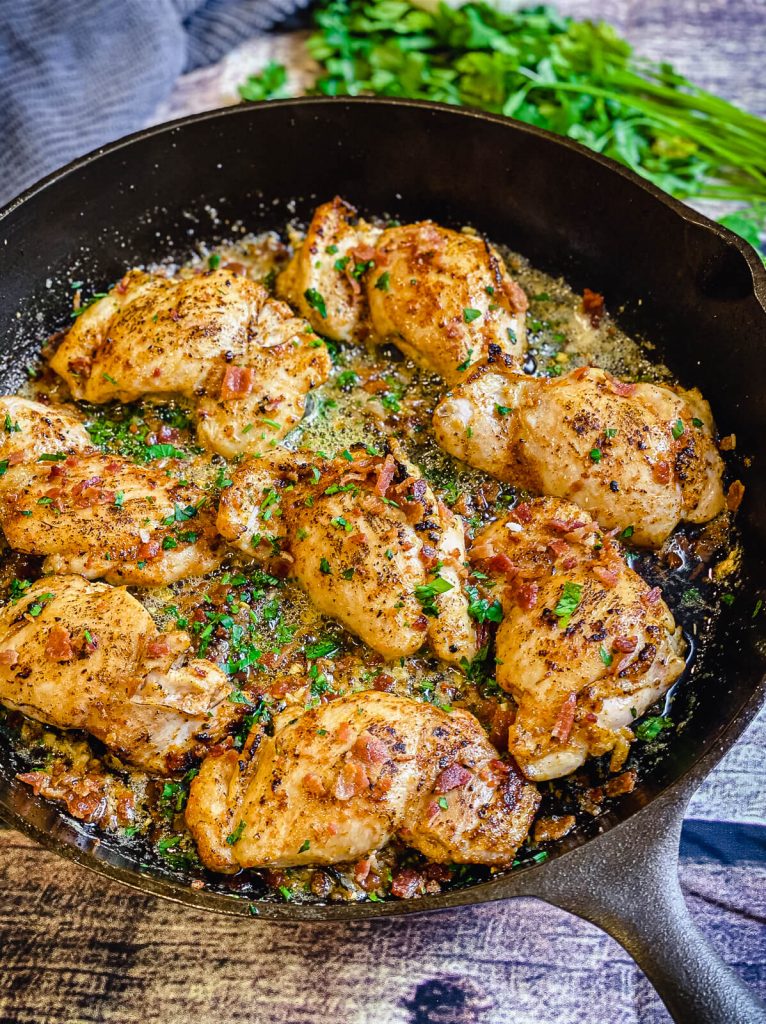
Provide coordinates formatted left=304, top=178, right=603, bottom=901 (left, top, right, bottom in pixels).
left=470, top=498, right=686, bottom=781
left=0, top=575, right=238, bottom=773
left=0, top=397, right=224, bottom=585
left=186, top=690, right=540, bottom=871
left=434, top=361, right=725, bottom=547
left=49, top=268, right=331, bottom=458
left=276, top=196, right=382, bottom=342
left=367, top=222, right=528, bottom=382
left=217, top=446, right=478, bottom=665
left=277, top=199, right=528, bottom=380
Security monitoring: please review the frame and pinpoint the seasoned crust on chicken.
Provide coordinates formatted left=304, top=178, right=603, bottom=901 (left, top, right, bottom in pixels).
left=434, top=361, right=725, bottom=547
left=217, top=446, right=478, bottom=665
left=48, top=268, right=331, bottom=458
left=470, top=498, right=686, bottom=781
left=0, top=576, right=238, bottom=773
left=276, top=197, right=382, bottom=342
left=366, top=222, right=528, bottom=382
left=185, top=690, right=540, bottom=871
left=0, top=397, right=224, bottom=585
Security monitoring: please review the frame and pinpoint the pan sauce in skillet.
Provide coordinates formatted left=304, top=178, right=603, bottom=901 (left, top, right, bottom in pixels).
left=0, top=209, right=741, bottom=905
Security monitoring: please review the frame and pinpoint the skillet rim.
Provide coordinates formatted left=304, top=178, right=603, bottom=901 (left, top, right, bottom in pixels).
left=0, top=95, right=764, bottom=920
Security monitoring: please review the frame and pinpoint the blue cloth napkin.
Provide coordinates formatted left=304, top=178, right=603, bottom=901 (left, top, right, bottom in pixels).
left=0, top=0, right=307, bottom=207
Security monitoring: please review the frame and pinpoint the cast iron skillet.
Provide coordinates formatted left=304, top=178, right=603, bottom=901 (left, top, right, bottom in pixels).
left=0, top=99, right=764, bottom=1023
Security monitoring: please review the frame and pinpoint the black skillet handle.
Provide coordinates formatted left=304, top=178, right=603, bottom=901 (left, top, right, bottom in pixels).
left=521, top=788, right=766, bottom=1024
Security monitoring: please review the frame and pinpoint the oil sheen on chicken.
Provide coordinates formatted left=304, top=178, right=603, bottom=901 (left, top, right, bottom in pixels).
left=434, top=361, right=725, bottom=547
left=469, top=497, right=686, bottom=780
left=0, top=575, right=238, bottom=773
left=49, top=268, right=331, bottom=457
left=185, top=690, right=540, bottom=871
left=0, top=397, right=225, bottom=585
left=217, top=446, right=478, bottom=665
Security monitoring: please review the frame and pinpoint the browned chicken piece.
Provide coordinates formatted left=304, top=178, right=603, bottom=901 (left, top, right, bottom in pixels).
left=276, top=196, right=382, bottom=342
left=217, top=446, right=478, bottom=665
left=48, top=268, right=331, bottom=458
left=0, top=575, right=239, bottom=773
left=366, top=222, right=528, bottom=382
left=0, top=396, right=224, bottom=585
left=434, top=360, right=726, bottom=547
left=470, top=497, right=686, bottom=781
left=185, top=690, right=540, bottom=872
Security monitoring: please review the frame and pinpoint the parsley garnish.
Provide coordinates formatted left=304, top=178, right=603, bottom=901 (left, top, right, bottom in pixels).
left=553, top=581, right=582, bottom=629
left=304, top=288, right=327, bottom=318
left=414, top=574, right=454, bottom=617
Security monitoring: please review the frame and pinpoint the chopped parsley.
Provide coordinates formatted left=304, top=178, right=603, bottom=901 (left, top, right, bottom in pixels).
left=226, top=820, right=246, bottom=846
left=465, top=584, right=503, bottom=624
left=304, top=288, right=327, bottom=318
left=374, top=271, right=390, bottom=291
left=671, top=418, right=685, bottom=440
left=463, top=308, right=481, bottom=323
left=414, top=574, right=454, bottom=617
left=635, top=716, right=673, bottom=741
left=553, top=581, right=582, bottom=629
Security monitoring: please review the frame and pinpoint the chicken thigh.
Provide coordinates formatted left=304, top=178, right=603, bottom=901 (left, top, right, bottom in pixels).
left=185, top=689, right=540, bottom=871
left=366, top=222, right=528, bottom=382
left=469, top=497, right=686, bottom=780
left=434, top=361, right=725, bottom=546
left=49, top=268, right=331, bottom=458
left=0, top=575, right=238, bottom=773
left=217, top=446, right=478, bottom=665
left=0, top=397, right=224, bottom=585
left=276, top=196, right=382, bottom=342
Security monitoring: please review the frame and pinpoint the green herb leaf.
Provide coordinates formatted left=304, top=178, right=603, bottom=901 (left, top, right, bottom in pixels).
left=553, top=581, right=582, bottom=629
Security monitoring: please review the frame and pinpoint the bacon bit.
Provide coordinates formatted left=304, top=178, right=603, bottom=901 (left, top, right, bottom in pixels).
left=652, top=460, right=672, bottom=485
left=561, top=556, right=578, bottom=570
left=105, top=461, right=121, bottom=474
left=115, top=275, right=131, bottom=294
left=726, top=480, right=745, bottom=511
left=514, top=502, right=533, bottom=524
left=390, top=868, right=425, bottom=900
left=371, top=774, right=393, bottom=800
left=423, top=863, right=453, bottom=884
left=608, top=377, right=637, bottom=398
left=582, top=288, right=605, bottom=326
left=605, top=769, right=637, bottom=797
left=190, top=879, right=206, bottom=891
left=372, top=672, right=396, bottom=693
left=374, top=454, right=397, bottom=497
left=82, top=630, right=98, bottom=655
left=719, top=433, right=736, bottom=451
left=350, top=243, right=380, bottom=265
left=137, top=540, right=161, bottom=561
left=223, top=261, right=247, bottom=277
left=547, top=539, right=570, bottom=560
left=220, top=365, right=255, bottom=401
left=336, top=721, right=353, bottom=745
left=425, top=799, right=441, bottom=822
left=548, top=517, right=585, bottom=534
left=45, top=625, right=74, bottom=662
left=0, top=649, right=18, bottom=666
left=412, top=615, right=429, bottom=632
left=488, top=552, right=517, bottom=577
left=334, top=761, right=369, bottom=801
left=354, top=859, right=372, bottom=884
left=8, top=451, right=25, bottom=467
left=613, top=635, right=638, bottom=653
left=502, top=277, right=529, bottom=314
left=515, top=581, right=539, bottom=610
left=353, top=732, right=389, bottom=766
left=419, top=544, right=439, bottom=569
left=169, top=308, right=181, bottom=322
left=303, top=773, right=326, bottom=797
left=157, top=425, right=178, bottom=443
left=593, top=565, right=618, bottom=588
left=533, top=814, right=577, bottom=843
left=146, top=637, right=170, bottom=658
left=433, top=763, right=472, bottom=793
left=17, top=770, right=107, bottom=822
left=641, top=586, right=662, bottom=606
left=551, top=692, right=577, bottom=743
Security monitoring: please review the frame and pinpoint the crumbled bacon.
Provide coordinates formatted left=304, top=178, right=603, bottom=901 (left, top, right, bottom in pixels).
left=419, top=544, right=439, bottom=569
left=641, top=586, right=662, bottom=606
left=533, top=814, right=576, bottom=843
left=548, top=517, right=585, bottom=534
left=146, top=637, right=170, bottom=658
left=352, top=731, right=388, bottom=765
left=333, top=761, right=369, bottom=801
left=719, top=434, right=736, bottom=451
left=137, top=540, right=161, bottom=561
left=374, top=454, right=397, bottom=497
left=354, top=859, right=372, bottom=884
left=45, top=625, right=74, bottom=662
left=608, top=377, right=636, bottom=398
left=605, top=769, right=637, bottom=797
left=502, top=277, right=529, bottom=314
left=515, top=581, right=539, bottom=610
left=390, top=868, right=425, bottom=899
left=220, top=365, right=255, bottom=401
left=412, top=615, right=429, bottom=632
left=582, top=288, right=605, bottom=326
left=303, top=773, right=326, bottom=797
left=514, top=502, right=533, bottom=524
left=17, top=769, right=107, bottom=822
left=613, top=635, right=638, bottom=653
left=726, top=480, right=745, bottom=511
left=372, top=672, right=396, bottom=693
left=488, top=552, right=517, bottom=577
left=551, top=692, right=577, bottom=743
left=336, top=721, right=353, bottom=744
left=593, top=565, right=618, bottom=588
left=547, top=539, right=570, bottom=560
left=433, top=763, right=472, bottom=793
left=0, top=649, right=18, bottom=666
